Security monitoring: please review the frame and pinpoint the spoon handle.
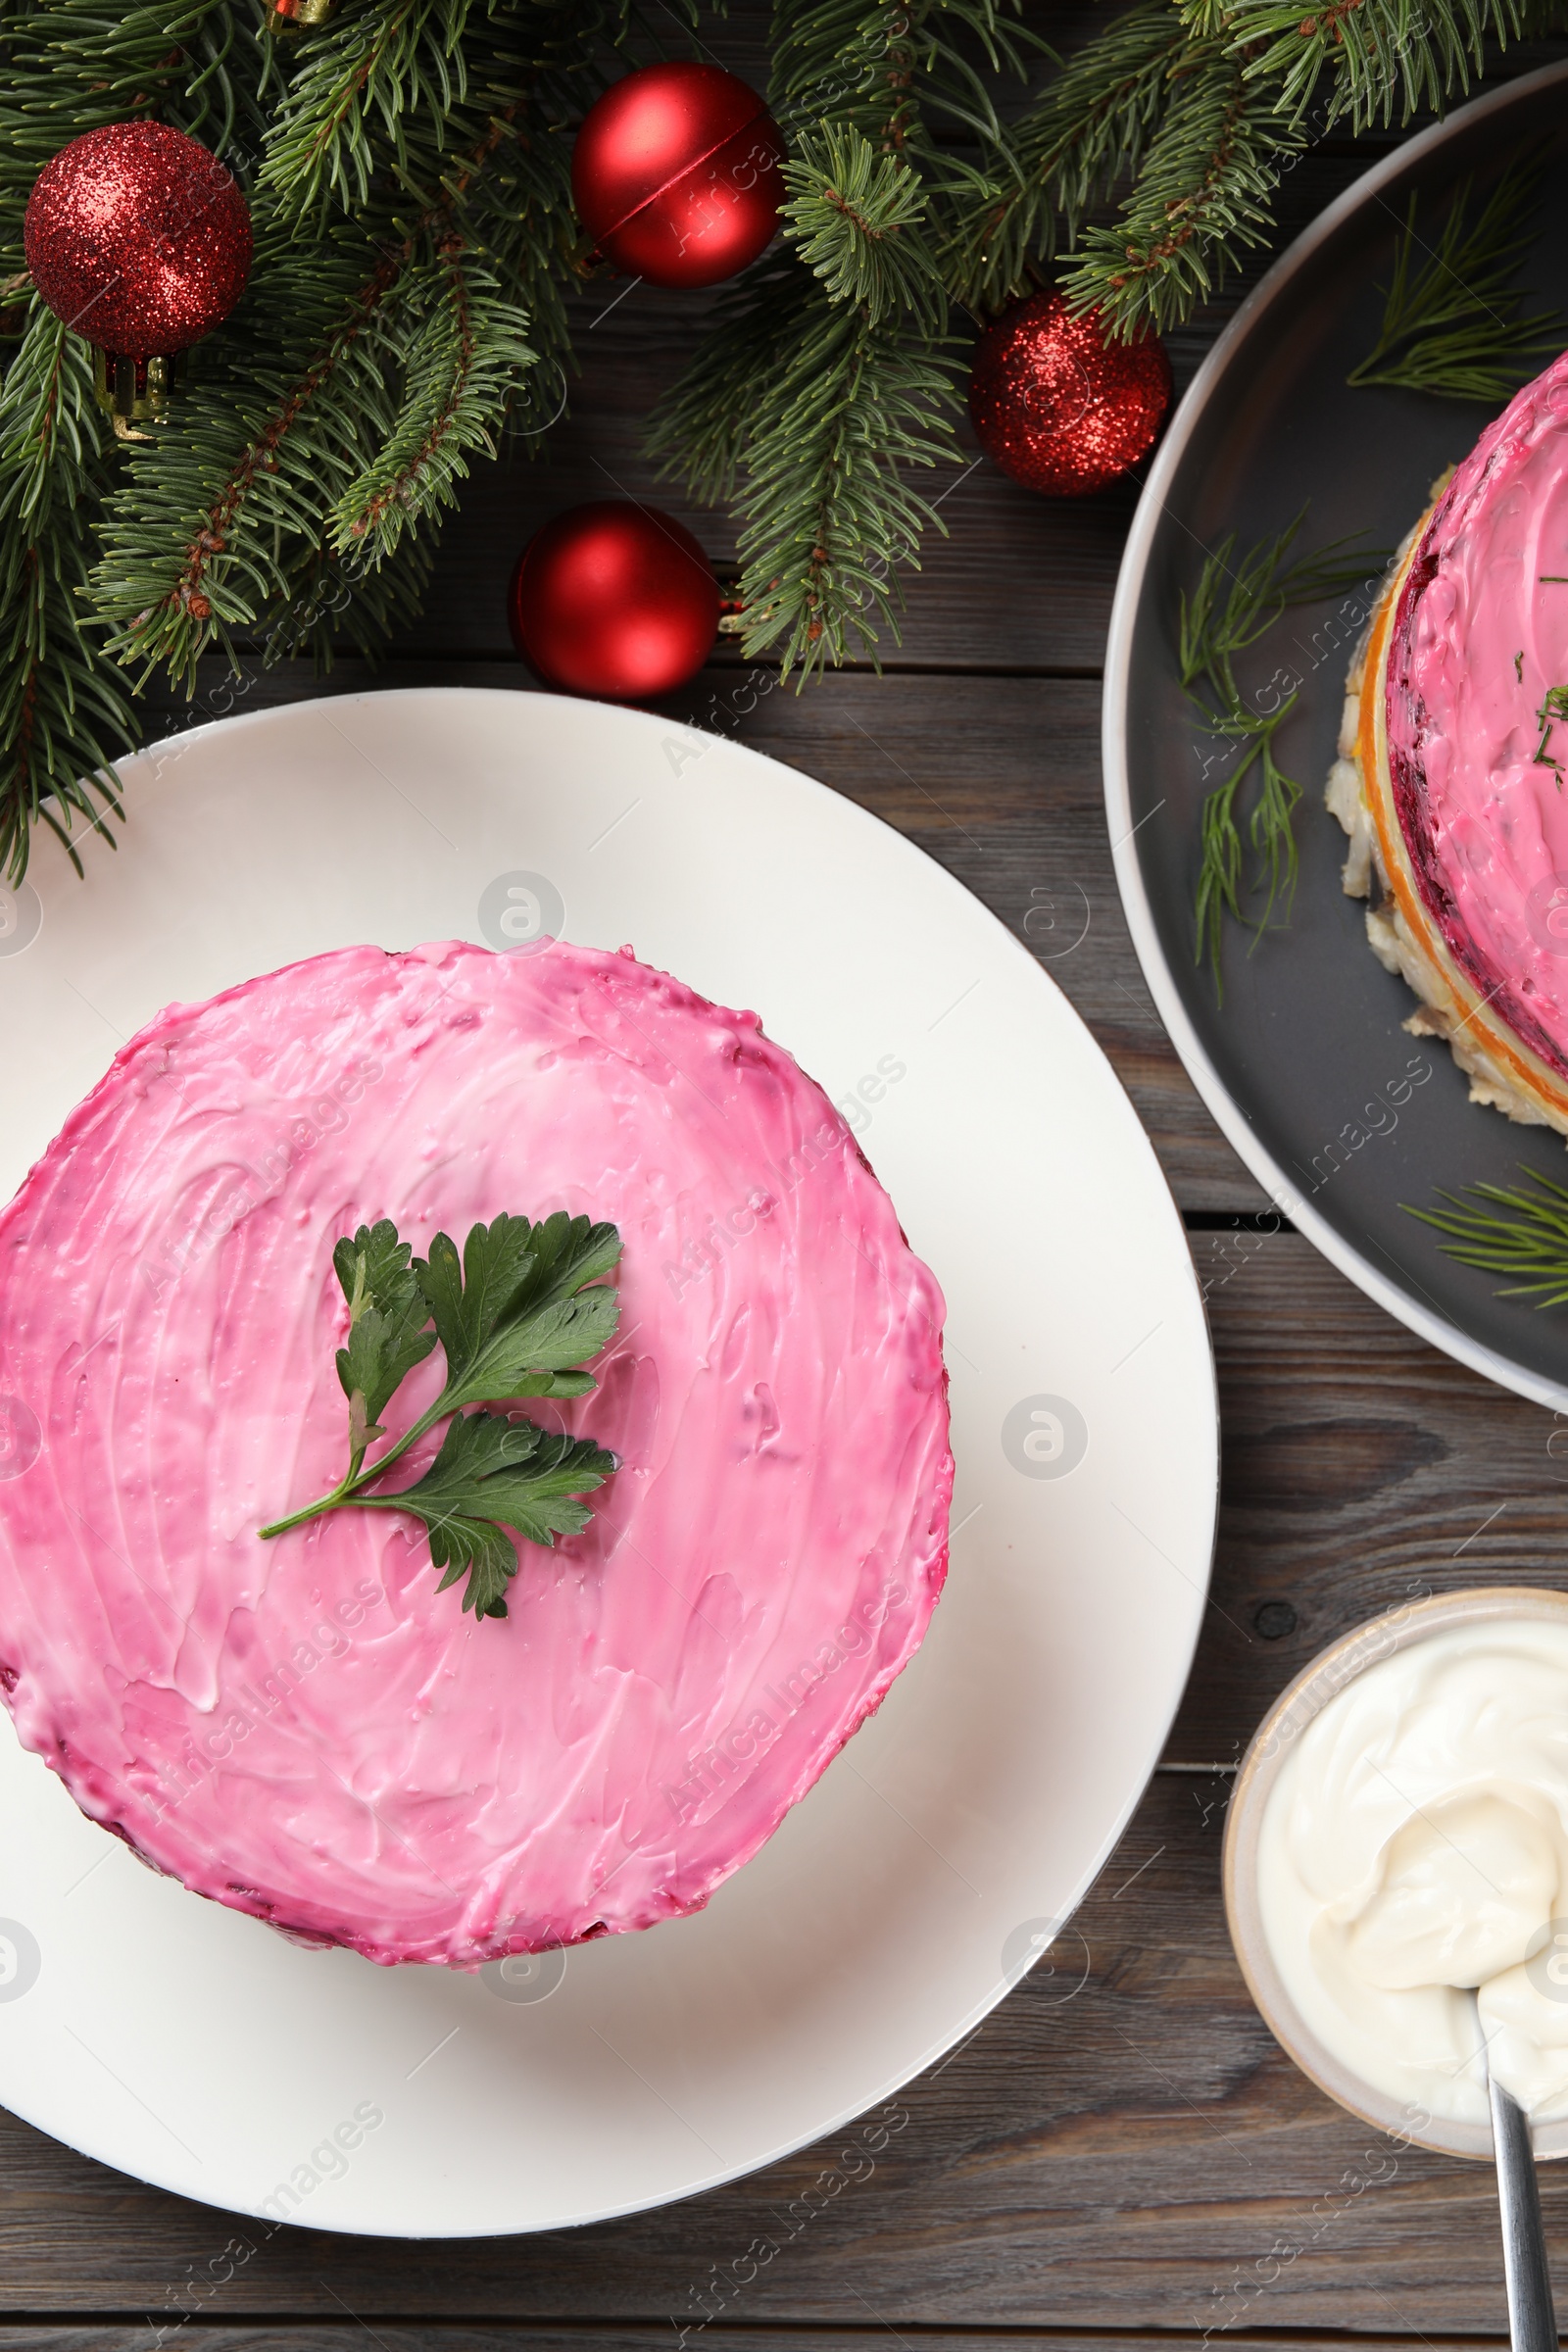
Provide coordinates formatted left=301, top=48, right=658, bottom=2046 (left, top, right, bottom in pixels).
left=1490, top=2076, right=1558, bottom=2352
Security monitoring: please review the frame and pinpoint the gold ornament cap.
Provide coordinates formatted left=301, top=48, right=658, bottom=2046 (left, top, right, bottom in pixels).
left=93, top=349, right=184, bottom=441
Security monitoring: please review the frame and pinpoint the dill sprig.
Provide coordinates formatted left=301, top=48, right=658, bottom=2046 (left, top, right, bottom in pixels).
left=1534, top=683, right=1568, bottom=775
left=1182, top=510, right=1390, bottom=991
left=1193, top=707, right=1301, bottom=983
left=1406, top=1167, right=1568, bottom=1307
left=1348, top=158, right=1564, bottom=403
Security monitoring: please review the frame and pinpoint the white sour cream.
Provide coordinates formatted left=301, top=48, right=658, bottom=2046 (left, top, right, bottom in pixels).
left=1257, top=1619, right=1568, bottom=2125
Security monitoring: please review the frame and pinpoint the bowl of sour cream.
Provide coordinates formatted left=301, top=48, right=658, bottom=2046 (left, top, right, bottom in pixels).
left=1225, top=1586, right=1568, bottom=2161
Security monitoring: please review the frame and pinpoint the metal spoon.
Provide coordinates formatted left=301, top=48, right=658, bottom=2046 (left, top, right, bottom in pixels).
left=1486, top=2054, right=1557, bottom=2352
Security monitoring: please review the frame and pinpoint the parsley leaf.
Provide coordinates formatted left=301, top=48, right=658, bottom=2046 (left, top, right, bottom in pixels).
left=413, top=1211, right=622, bottom=1409
left=332, top=1220, right=439, bottom=1465
left=260, top=1211, right=622, bottom=1625
left=362, top=1411, right=616, bottom=1618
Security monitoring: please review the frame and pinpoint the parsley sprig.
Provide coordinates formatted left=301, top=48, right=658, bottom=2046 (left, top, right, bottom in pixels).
left=260, top=1213, right=622, bottom=1620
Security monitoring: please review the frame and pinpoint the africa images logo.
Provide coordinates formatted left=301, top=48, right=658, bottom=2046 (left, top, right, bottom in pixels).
left=478, top=872, right=565, bottom=956
left=1002, top=1394, right=1089, bottom=1480
left=1527, top=1919, right=1568, bottom=2002
left=0, top=1921, right=40, bottom=2003
left=0, top=1396, right=41, bottom=1483
left=0, top=883, right=42, bottom=958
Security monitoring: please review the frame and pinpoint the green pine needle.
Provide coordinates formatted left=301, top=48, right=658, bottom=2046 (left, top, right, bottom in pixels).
left=327, top=250, right=535, bottom=564
left=258, top=0, right=476, bottom=220
left=768, top=0, right=1039, bottom=157
left=783, top=125, right=941, bottom=329
left=1407, top=1168, right=1568, bottom=1306
left=653, top=251, right=960, bottom=680
left=941, top=1, right=1181, bottom=315
left=1224, top=0, right=1524, bottom=134
left=651, top=98, right=963, bottom=681
left=1348, top=159, right=1563, bottom=401
left=83, top=2, right=612, bottom=686
left=1059, top=43, right=1307, bottom=338
left=0, top=302, right=133, bottom=884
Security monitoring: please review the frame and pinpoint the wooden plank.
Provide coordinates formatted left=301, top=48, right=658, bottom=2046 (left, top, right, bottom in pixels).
left=1172, top=1227, right=1568, bottom=1760
left=0, top=2337, right=1523, bottom=2352
left=132, top=660, right=1269, bottom=1211
left=0, top=1773, right=1538, bottom=2328
left=0, top=2335, right=1521, bottom=2352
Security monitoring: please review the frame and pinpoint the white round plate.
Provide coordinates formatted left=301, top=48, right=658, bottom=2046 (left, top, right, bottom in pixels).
left=0, top=690, right=1216, bottom=2236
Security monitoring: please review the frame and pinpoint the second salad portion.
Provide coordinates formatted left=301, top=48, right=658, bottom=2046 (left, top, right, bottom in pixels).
left=1331, top=348, right=1568, bottom=1133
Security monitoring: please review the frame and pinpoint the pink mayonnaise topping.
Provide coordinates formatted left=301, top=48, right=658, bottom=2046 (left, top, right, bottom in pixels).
left=0, top=941, right=952, bottom=1967
left=1386, top=349, right=1568, bottom=1073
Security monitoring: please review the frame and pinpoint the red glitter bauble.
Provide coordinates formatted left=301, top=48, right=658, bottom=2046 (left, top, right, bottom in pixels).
left=572, top=63, right=786, bottom=291
left=968, top=292, right=1172, bottom=499
left=24, top=122, right=252, bottom=360
left=509, top=503, right=720, bottom=701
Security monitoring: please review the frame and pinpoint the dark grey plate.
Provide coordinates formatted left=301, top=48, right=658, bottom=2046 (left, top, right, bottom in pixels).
left=1104, top=61, right=1568, bottom=1411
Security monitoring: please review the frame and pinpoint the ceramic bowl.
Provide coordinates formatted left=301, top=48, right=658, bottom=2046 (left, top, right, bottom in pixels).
left=1224, top=1584, right=1568, bottom=2161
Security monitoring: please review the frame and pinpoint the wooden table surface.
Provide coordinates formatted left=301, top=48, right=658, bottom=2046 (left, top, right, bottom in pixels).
left=12, top=21, right=1568, bottom=2343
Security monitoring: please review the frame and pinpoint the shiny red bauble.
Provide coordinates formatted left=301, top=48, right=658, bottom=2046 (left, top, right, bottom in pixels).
left=968, top=292, right=1172, bottom=498
left=509, top=502, right=720, bottom=701
left=572, top=63, right=786, bottom=290
left=24, top=122, right=252, bottom=359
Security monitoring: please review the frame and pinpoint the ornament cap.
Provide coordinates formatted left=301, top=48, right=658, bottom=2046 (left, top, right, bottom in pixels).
left=93, top=347, right=183, bottom=441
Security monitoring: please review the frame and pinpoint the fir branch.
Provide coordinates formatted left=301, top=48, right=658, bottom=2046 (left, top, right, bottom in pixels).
left=942, top=2, right=1187, bottom=317
left=731, top=271, right=958, bottom=678
left=1060, top=43, right=1307, bottom=337
left=648, top=251, right=817, bottom=510
left=650, top=252, right=958, bottom=676
left=0, top=301, right=131, bottom=884
left=1347, top=159, right=1563, bottom=401
left=259, top=0, right=474, bottom=219
left=783, top=123, right=943, bottom=328
left=652, top=162, right=960, bottom=682
left=88, top=219, right=413, bottom=684
left=1407, top=1167, right=1568, bottom=1305
left=85, top=3, right=602, bottom=682
left=655, top=15, right=993, bottom=677
left=256, top=533, right=437, bottom=668
left=768, top=0, right=1037, bottom=157
left=1224, top=0, right=1524, bottom=132
left=328, top=245, right=533, bottom=563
